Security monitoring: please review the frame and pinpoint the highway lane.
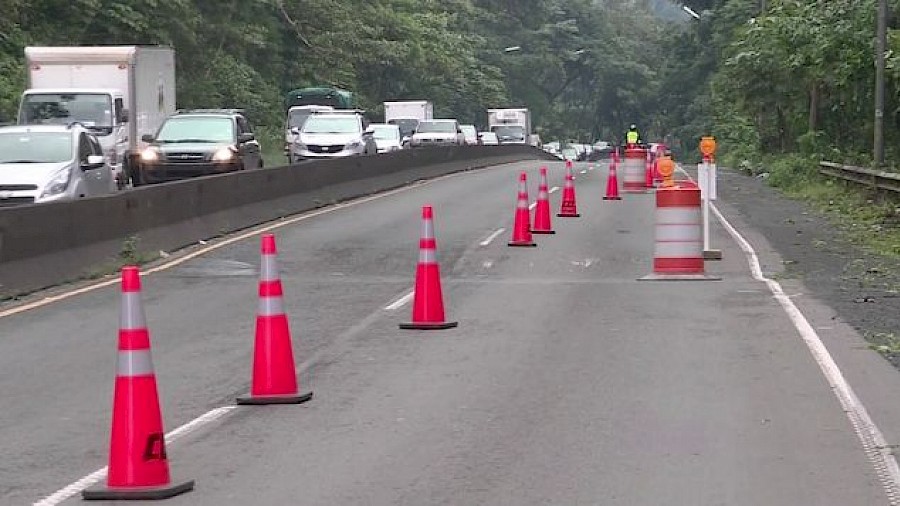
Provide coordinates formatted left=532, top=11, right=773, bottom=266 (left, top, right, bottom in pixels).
left=0, top=160, right=895, bottom=504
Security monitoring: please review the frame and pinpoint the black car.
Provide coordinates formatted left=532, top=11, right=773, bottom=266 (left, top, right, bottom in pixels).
left=134, top=109, right=263, bottom=185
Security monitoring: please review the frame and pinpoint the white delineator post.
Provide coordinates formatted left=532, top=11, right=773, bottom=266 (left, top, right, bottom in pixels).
left=698, top=158, right=722, bottom=260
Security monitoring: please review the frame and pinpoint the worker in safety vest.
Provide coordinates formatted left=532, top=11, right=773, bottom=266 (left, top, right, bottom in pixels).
left=625, top=124, right=640, bottom=148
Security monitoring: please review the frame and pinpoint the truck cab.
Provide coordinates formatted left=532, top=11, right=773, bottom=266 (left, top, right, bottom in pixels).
left=18, top=88, right=127, bottom=185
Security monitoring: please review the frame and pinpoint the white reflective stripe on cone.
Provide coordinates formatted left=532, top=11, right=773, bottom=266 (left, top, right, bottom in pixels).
left=117, top=349, right=155, bottom=377
left=655, top=223, right=703, bottom=242
left=517, top=197, right=529, bottom=209
left=119, top=293, right=147, bottom=331
left=538, top=189, right=548, bottom=199
left=258, top=296, right=285, bottom=316
left=421, top=218, right=435, bottom=240
left=655, top=240, right=703, bottom=257
left=419, top=248, right=437, bottom=264
left=655, top=207, right=700, bottom=224
left=260, top=254, right=280, bottom=281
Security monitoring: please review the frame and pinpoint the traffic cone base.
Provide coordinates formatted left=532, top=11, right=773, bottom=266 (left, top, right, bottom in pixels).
left=703, top=249, right=723, bottom=261
left=83, top=480, right=195, bottom=501
left=638, top=273, right=722, bottom=281
left=237, top=391, right=313, bottom=405
left=602, top=196, right=622, bottom=201
left=508, top=240, right=538, bottom=247
left=531, top=230, right=556, bottom=235
left=557, top=212, right=580, bottom=217
left=399, top=321, right=459, bottom=330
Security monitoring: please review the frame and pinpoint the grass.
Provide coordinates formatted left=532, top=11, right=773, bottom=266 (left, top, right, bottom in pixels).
left=256, top=125, right=288, bottom=168
left=868, top=331, right=900, bottom=357
left=734, top=154, right=900, bottom=260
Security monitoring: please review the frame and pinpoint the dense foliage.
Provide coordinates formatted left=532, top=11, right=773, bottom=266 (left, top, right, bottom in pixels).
left=1, top=0, right=898, bottom=165
left=0, top=0, right=675, bottom=145
left=662, top=0, right=900, bottom=165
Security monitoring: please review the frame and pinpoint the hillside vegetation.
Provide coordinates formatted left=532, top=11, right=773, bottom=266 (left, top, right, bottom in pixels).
left=2, top=0, right=900, bottom=169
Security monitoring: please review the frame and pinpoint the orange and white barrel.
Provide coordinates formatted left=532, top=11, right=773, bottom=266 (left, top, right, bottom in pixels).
left=623, top=147, right=646, bottom=192
left=640, top=186, right=720, bottom=281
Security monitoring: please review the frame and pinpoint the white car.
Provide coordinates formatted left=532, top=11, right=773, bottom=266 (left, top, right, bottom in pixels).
left=460, top=124, right=479, bottom=145
left=370, top=123, right=403, bottom=153
left=289, top=111, right=377, bottom=162
left=0, top=124, right=114, bottom=207
left=478, top=131, right=499, bottom=145
left=410, top=119, right=465, bottom=147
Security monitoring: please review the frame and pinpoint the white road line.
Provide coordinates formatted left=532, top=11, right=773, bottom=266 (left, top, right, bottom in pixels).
left=384, top=291, right=414, bottom=310
left=528, top=202, right=537, bottom=210
left=479, top=228, right=506, bottom=247
left=33, top=406, right=237, bottom=506
left=0, top=176, right=454, bottom=320
left=580, top=169, right=587, bottom=174
left=713, top=203, right=900, bottom=503
left=482, top=260, right=494, bottom=269
left=549, top=186, right=560, bottom=194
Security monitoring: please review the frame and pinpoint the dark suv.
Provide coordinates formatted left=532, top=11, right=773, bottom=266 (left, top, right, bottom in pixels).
left=135, top=109, right=263, bottom=185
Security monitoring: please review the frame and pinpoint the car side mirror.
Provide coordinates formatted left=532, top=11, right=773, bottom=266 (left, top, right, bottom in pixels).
left=141, top=134, right=154, bottom=143
left=82, top=154, right=105, bottom=170
left=238, top=132, right=255, bottom=143
left=290, top=126, right=300, bottom=135
left=363, top=127, right=375, bottom=136
left=118, top=109, right=129, bottom=124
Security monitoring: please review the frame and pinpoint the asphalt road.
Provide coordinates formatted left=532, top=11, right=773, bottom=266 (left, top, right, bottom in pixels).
left=2, top=160, right=899, bottom=505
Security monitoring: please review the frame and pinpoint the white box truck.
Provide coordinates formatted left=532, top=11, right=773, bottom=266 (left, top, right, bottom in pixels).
left=17, top=46, right=176, bottom=187
left=384, top=100, right=433, bottom=140
left=487, top=108, right=532, bottom=145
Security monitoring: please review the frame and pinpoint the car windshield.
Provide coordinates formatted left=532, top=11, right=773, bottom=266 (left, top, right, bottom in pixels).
left=417, top=122, right=455, bottom=134
left=0, top=131, right=72, bottom=164
left=372, top=125, right=399, bottom=140
left=18, top=93, right=113, bottom=134
left=492, top=125, right=525, bottom=139
left=156, top=117, right=235, bottom=143
left=287, top=110, right=314, bottom=129
left=303, top=115, right=361, bottom=134
left=387, top=118, right=418, bottom=137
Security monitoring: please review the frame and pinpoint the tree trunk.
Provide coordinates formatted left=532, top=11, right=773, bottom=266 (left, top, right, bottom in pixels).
left=808, top=83, right=819, bottom=132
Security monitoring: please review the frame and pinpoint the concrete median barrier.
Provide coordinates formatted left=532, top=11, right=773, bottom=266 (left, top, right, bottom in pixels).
left=0, top=145, right=557, bottom=299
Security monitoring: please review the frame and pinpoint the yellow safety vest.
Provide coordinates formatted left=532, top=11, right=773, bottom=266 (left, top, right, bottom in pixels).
left=626, top=130, right=639, bottom=144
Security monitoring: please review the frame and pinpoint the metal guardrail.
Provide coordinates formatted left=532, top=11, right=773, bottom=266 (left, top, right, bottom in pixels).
left=818, top=161, right=900, bottom=193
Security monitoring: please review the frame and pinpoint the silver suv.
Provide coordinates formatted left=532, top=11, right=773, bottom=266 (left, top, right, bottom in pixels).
left=289, top=111, right=377, bottom=162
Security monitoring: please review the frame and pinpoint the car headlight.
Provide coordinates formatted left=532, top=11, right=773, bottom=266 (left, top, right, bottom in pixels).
left=140, top=148, right=159, bottom=162
left=212, top=147, right=235, bottom=162
left=41, top=167, right=71, bottom=198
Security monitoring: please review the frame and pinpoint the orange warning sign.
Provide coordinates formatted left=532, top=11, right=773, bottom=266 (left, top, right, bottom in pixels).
left=657, top=156, right=675, bottom=187
left=699, top=136, right=716, bottom=158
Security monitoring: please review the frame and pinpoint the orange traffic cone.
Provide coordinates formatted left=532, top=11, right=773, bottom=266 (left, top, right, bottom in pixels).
left=509, top=172, right=537, bottom=246
left=603, top=161, right=622, bottom=200
left=557, top=163, right=580, bottom=218
left=83, top=267, right=194, bottom=500
left=400, top=205, right=458, bottom=329
left=532, top=166, right=555, bottom=234
left=237, top=234, right=312, bottom=405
